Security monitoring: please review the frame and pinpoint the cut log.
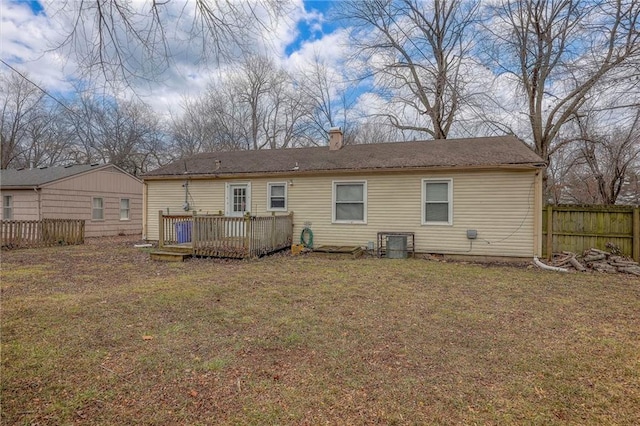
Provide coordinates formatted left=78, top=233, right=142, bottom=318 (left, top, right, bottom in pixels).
left=554, top=254, right=574, bottom=267
left=568, top=257, right=587, bottom=272
left=583, top=254, right=607, bottom=263
left=617, top=267, right=640, bottom=276
left=589, top=248, right=610, bottom=255
left=591, top=262, right=617, bottom=273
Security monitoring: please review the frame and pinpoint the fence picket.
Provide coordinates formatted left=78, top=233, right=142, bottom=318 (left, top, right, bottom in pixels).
left=1, top=219, right=85, bottom=249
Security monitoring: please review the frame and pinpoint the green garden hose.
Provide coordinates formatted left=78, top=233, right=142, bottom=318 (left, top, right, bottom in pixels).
left=300, top=227, right=313, bottom=248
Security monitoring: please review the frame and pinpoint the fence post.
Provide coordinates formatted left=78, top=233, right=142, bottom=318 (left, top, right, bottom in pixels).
left=546, top=205, right=553, bottom=259
left=158, top=210, right=164, bottom=248
left=634, top=207, right=639, bottom=262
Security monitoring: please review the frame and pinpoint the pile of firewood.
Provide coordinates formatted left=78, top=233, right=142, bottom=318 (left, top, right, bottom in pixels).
left=546, top=248, right=640, bottom=276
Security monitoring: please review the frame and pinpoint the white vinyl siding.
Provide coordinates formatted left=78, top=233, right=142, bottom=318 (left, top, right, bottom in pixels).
left=144, top=170, right=538, bottom=257
left=333, top=181, right=367, bottom=224
left=267, top=182, right=287, bottom=211
left=120, top=198, right=130, bottom=220
left=422, top=179, right=453, bottom=225
left=3, top=195, right=13, bottom=220
left=92, top=197, right=104, bottom=220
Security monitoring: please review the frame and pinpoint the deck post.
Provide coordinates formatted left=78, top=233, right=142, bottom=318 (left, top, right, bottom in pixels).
left=192, top=210, right=198, bottom=255
left=158, top=210, right=164, bottom=248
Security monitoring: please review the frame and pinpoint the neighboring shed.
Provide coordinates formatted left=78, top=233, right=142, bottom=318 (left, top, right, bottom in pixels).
left=142, top=132, right=546, bottom=259
left=1, top=164, right=143, bottom=237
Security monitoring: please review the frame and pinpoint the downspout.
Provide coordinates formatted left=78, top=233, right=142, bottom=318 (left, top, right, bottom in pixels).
left=533, top=170, right=543, bottom=257
left=142, top=181, right=148, bottom=240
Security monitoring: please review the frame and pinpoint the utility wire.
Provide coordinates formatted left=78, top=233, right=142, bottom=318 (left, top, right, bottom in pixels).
left=1, top=59, right=78, bottom=117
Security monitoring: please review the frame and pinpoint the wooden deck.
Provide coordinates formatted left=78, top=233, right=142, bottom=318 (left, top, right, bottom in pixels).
left=151, top=212, right=293, bottom=261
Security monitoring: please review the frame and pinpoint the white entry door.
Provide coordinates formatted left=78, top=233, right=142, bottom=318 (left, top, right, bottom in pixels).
left=226, top=183, right=251, bottom=237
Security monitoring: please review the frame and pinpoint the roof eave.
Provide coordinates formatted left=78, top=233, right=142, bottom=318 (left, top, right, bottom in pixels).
left=142, top=162, right=546, bottom=181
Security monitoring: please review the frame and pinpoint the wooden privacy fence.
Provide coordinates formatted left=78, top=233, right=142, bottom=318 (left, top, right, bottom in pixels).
left=543, top=205, right=640, bottom=261
left=158, top=211, right=294, bottom=258
left=1, top=219, right=85, bottom=249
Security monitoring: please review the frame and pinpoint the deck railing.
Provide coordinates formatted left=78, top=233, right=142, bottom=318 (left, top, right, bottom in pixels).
left=158, top=211, right=293, bottom=258
left=1, top=219, right=85, bottom=249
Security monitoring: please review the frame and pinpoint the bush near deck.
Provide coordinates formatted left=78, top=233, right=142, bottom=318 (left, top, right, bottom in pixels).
left=1, top=237, right=639, bottom=425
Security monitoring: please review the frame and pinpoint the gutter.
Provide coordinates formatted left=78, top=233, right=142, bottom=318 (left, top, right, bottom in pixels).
left=141, top=163, right=547, bottom=181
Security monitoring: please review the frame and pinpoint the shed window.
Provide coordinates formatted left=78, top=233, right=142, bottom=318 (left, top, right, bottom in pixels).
left=3, top=195, right=13, bottom=220
left=422, top=179, right=453, bottom=225
left=92, top=197, right=104, bottom=220
left=333, top=181, right=367, bottom=223
left=267, top=183, right=287, bottom=211
left=120, top=199, right=130, bottom=220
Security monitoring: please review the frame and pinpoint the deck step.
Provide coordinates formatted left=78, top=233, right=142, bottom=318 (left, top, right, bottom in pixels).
left=150, top=250, right=192, bottom=262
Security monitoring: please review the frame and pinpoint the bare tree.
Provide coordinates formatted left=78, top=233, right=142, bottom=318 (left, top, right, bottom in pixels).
left=66, top=95, right=165, bottom=175
left=49, top=0, right=292, bottom=87
left=295, top=54, right=358, bottom=146
left=573, top=109, right=640, bottom=204
left=0, top=73, right=44, bottom=168
left=484, top=0, right=640, bottom=184
left=343, top=0, right=478, bottom=139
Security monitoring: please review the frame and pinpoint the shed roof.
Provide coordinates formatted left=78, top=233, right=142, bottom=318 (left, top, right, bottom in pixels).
left=0, top=164, right=129, bottom=188
left=143, top=136, right=545, bottom=179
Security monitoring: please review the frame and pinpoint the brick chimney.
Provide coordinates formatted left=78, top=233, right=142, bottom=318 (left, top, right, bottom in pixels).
left=329, top=127, right=343, bottom=151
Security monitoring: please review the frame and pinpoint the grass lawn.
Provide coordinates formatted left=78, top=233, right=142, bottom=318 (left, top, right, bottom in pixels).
left=1, top=237, right=639, bottom=425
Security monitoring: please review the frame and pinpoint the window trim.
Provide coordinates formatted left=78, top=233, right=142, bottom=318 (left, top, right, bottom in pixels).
left=3, top=195, right=13, bottom=220
left=119, top=198, right=130, bottom=221
left=422, top=178, right=453, bottom=226
left=92, top=197, right=104, bottom=221
left=332, top=180, right=367, bottom=224
left=266, top=182, right=287, bottom=212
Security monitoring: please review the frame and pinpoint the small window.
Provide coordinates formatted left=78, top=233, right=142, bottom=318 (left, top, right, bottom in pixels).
left=120, top=199, right=130, bottom=220
left=3, top=195, right=13, bottom=220
left=333, top=181, right=367, bottom=223
left=92, top=197, right=104, bottom=220
left=267, top=183, right=287, bottom=211
left=422, top=179, right=452, bottom=225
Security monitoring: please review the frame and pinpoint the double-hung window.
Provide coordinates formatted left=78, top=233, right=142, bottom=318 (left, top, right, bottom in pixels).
left=333, top=181, right=367, bottom=224
left=3, top=195, right=13, bottom=220
left=422, top=179, right=452, bottom=225
left=120, top=198, right=130, bottom=220
left=92, top=197, right=104, bottom=220
left=267, top=183, right=287, bottom=211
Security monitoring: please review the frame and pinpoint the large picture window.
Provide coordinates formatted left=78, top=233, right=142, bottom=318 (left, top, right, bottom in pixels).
left=267, top=183, right=287, bottom=211
left=422, top=179, right=452, bottom=225
left=333, top=181, right=367, bottom=224
left=92, top=197, right=104, bottom=220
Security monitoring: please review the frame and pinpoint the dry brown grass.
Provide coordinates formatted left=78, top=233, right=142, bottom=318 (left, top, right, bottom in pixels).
left=2, top=236, right=639, bottom=425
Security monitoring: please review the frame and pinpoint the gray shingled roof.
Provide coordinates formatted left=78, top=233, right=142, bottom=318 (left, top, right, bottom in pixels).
left=1, top=164, right=110, bottom=188
left=143, top=136, right=545, bottom=178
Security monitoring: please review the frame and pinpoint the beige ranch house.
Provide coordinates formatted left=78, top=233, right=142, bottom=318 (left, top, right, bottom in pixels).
left=1, top=164, right=143, bottom=237
left=142, top=130, right=546, bottom=259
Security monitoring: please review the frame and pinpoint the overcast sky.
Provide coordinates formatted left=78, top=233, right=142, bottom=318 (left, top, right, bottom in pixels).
left=1, top=0, right=349, bottom=117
